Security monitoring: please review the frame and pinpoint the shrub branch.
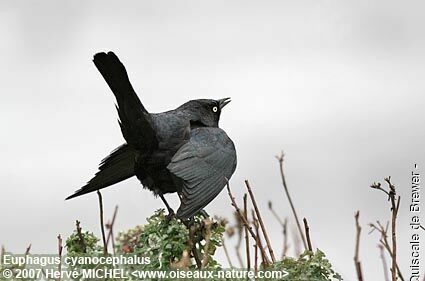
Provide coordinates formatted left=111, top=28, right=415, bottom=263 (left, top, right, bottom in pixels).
left=245, top=180, right=276, bottom=262
left=97, top=190, right=108, bottom=255
left=226, top=180, right=270, bottom=266
left=276, top=152, right=308, bottom=250
left=354, top=211, right=363, bottom=281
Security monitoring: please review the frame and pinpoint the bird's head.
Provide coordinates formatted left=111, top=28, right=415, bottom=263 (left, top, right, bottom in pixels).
left=180, top=98, right=231, bottom=128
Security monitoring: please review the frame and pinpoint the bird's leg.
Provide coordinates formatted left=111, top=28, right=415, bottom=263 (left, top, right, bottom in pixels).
left=159, top=193, right=175, bottom=221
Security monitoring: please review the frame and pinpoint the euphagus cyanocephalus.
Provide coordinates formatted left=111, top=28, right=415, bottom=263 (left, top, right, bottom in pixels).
left=66, top=52, right=237, bottom=219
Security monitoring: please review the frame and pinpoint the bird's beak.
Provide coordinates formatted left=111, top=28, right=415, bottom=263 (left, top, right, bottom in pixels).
left=218, top=97, right=231, bottom=109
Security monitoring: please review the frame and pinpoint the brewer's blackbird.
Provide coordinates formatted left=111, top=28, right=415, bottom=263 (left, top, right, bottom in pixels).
left=66, top=52, right=237, bottom=219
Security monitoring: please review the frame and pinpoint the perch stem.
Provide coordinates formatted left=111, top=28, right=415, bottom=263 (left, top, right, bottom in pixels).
left=243, top=194, right=251, bottom=270
left=303, top=218, right=313, bottom=252
left=245, top=180, right=276, bottom=262
left=354, top=211, right=363, bottom=281
left=97, top=190, right=108, bottom=255
left=226, top=181, right=270, bottom=266
left=276, top=152, right=308, bottom=250
left=222, top=238, right=233, bottom=268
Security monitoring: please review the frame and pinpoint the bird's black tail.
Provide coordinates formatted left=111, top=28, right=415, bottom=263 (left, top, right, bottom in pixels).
left=66, top=144, right=137, bottom=200
left=93, top=52, right=157, bottom=150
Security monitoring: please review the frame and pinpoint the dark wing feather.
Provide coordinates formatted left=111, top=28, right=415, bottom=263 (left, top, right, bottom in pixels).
left=66, top=144, right=137, bottom=200
left=167, top=127, right=237, bottom=219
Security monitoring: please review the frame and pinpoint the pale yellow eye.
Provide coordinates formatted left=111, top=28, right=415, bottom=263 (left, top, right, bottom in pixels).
left=212, top=106, right=218, bottom=113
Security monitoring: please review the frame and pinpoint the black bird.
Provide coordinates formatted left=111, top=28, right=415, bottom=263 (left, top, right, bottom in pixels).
left=66, top=52, right=237, bottom=219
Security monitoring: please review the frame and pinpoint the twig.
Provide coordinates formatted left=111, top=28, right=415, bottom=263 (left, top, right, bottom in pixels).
left=233, top=210, right=244, bottom=267
left=379, top=244, right=390, bottom=281
left=106, top=205, right=118, bottom=254
left=245, top=180, right=276, bottom=262
left=226, top=180, right=270, bottom=265
left=221, top=238, right=233, bottom=268
left=57, top=235, right=63, bottom=281
left=0, top=245, right=4, bottom=265
left=282, top=218, right=289, bottom=258
left=25, top=244, right=31, bottom=256
left=22, top=244, right=31, bottom=269
left=243, top=194, right=251, bottom=270
left=369, top=221, right=405, bottom=281
left=235, top=210, right=244, bottom=268
left=268, top=201, right=285, bottom=226
left=303, top=218, right=313, bottom=252
left=276, top=152, right=308, bottom=250
left=76, top=220, right=87, bottom=253
left=354, top=211, right=363, bottom=281
left=97, top=190, right=108, bottom=255
left=385, top=177, right=399, bottom=281
left=268, top=201, right=289, bottom=258
left=252, top=210, right=268, bottom=269
left=252, top=210, right=259, bottom=272
left=189, top=224, right=202, bottom=269
left=370, top=177, right=402, bottom=281
left=201, top=219, right=212, bottom=268
left=292, top=227, right=301, bottom=257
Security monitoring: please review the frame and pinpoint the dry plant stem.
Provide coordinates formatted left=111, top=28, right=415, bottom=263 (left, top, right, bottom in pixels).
left=303, top=218, right=313, bottom=252
left=235, top=210, right=244, bottom=267
left=97, top=190, right=108, bottom=255
left=379, top=244, right=390, bottom=281
left=354, top=211, right=364, bottom=281
left=189, top=224, right=202, bottom=269
left=22, top=244, right=32, bottom=269
left=369, top=222, right=405, bottom=281
left=57, top=235, right=63, bottom=281
left=282, top=218, right=288, bottom=258
left=371, top=177, right=401, bottom=281
left=276, top=152, right=308, bottom=250
left=0, top=245, right=4, bottom=265
left=235, top=248, right=244, bottom=268
left=25, top=244, right=31, bottom=256
left=385, top=177, right=400, bottom=281
left=252, top=210, right=259, bottom=273
left=268, top=202, right=289, bottom=258
left=292, top=228, right=301, bottom=257
left=253, top=210, right=268, bottom=269
left=226, top=181, right=270, bottom=265
left=106, top=205, right=118, bottom=253
left=235, top=230, right=244, bottom=267
left=268, top=201, right=285, bottom=226
left=390, top=195, right=400, bottom=281
left=243, top=194, right=251, bottom=270
left=222, top=238, right=233, bottom=268
left=245, top=180, right=276, bottom=262
left=201, top=219, right=212, bottom=268
left=76, top=220, right=87, bottom=253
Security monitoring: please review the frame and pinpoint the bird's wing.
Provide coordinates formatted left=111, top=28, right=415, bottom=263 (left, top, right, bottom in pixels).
left=93, top=52, right=158, bottom=150
left=167, top=127, right=237, bottom=219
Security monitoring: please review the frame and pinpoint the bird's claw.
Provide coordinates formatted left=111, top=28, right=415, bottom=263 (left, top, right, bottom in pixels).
left=165, top=210, right=176, bottom=223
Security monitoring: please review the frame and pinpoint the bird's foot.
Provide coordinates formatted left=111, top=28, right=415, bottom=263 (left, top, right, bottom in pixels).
left=165, top=209, right=176, bottom=223
left=184, top=217, right=195, bottom=228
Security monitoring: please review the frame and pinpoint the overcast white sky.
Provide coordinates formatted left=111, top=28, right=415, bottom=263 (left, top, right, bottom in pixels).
left=1, top=0, right=424, bottom=280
